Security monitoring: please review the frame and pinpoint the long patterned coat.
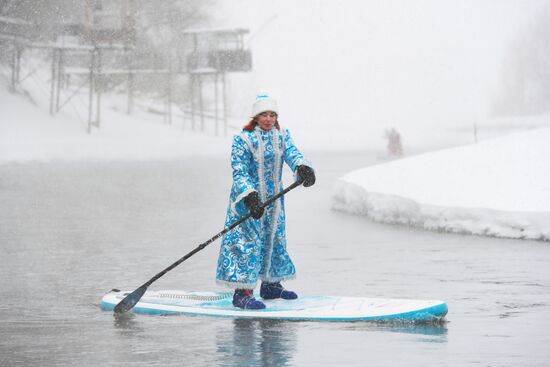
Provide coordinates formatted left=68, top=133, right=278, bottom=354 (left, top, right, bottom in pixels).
left=216, top=126, right=309, bottom=289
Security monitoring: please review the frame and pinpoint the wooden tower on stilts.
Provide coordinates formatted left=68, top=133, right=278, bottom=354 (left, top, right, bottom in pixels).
left=183, top=28, right=251, bottom=136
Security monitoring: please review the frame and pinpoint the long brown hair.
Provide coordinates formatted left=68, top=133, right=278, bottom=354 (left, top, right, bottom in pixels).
left=243, top=116, right=281, bottom=132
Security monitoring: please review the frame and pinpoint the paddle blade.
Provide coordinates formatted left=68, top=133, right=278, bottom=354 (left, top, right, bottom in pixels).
left=114, top=286, right=147, bottom=314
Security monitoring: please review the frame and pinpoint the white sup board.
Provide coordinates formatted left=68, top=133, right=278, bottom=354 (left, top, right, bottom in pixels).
left=101, top=289, right=448, bottom=322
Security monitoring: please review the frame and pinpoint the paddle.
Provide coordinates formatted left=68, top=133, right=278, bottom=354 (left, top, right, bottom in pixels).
left=114, top=180, right=303, bottom=314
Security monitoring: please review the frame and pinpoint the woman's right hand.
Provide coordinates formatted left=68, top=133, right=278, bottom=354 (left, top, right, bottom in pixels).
left=244, top=192, right=264, bottom=219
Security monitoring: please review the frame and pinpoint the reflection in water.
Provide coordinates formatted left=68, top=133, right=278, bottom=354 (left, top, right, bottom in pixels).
left=386, top=322, right=449, bottom=340
left=343, top=320, right=449, bottom=341
left=113, top=312, right=144, bottom=334
left=217, top=318, right=298, bottom=367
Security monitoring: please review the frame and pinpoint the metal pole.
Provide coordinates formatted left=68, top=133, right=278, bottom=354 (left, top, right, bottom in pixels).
left=199, top=74, right=204, bottom=132
left=49, top=48, right=57, bottom=115
left=190, top=74, right=195, bottom=131
left=214, top=72, right=219, bottom=136
left=127, top=69, right=133, bottom=114
left=15, top=45, right=22, bottom=83
left=96, top=47, right=102, bottom=128
left=167, top=69, right=172, bottom=125
left=127, top=51, right=134, bottom=114
left=88, top=48, right=95, bottom=134
left=165, top=57, right=172, bottom=125
left=222, top=72, right=227, bottom=136
left=55, top=48, right=63, bottom=112
left=163, top=80, right=168, bottom=124
left=10, top=42, right=16, bottom=91
left=163, top=70, right=167, bottom=124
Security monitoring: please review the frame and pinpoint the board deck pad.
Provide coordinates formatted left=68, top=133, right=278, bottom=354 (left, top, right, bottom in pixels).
left=101, top=289, right=448, bottom=322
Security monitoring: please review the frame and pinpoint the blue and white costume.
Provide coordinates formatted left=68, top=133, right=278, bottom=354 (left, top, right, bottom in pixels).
left=216, top=126, right=309, bottom=289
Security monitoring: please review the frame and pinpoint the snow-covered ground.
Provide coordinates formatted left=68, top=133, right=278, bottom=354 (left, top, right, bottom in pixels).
left=332, top=127, right=550, bottom=241
left=0, top=71, right=231, bottom=164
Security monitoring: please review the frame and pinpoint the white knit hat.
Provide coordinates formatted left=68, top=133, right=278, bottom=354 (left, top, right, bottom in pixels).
left=252, top=94, right=278, bottom=116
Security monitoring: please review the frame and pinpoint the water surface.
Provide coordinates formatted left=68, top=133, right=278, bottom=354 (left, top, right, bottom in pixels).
left=1, top=152, right=549, bottom=366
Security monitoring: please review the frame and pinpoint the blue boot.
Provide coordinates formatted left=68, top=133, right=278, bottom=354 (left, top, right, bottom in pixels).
left=232, top=289, right=266, bottom=310
left=260, top=282, right=298, bottom=300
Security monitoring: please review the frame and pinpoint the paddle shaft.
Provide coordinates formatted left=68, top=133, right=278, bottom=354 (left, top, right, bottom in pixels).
left=114, top=180, right=302, bottom=313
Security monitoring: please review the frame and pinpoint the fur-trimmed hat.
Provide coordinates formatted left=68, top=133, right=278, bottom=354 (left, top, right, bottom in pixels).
left=252, top=94, right=278, bottom=116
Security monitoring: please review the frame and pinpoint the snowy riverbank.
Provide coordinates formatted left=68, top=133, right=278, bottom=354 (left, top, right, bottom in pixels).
left=0, top=78, right=231, bottom=164
left=332, top=127, right=550, bottom=241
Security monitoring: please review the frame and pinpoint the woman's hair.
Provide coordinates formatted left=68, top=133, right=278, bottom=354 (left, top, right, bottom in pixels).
left=243, top=116, right=281, bottom=132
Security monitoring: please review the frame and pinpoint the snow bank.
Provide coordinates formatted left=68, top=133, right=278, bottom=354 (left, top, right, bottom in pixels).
left=0, top=82, right=231, bottom=164
left=332, top=128, right=550, bottom=241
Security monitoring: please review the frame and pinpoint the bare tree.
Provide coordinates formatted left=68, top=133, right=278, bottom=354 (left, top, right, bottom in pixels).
left=494, top=8, right=550, bottom=116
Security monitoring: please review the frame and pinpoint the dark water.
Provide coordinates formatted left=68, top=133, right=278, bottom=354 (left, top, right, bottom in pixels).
left=1, top=152, right=549, bottom=366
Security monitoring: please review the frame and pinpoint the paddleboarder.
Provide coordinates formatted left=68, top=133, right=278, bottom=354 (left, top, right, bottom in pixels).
left=215, top=94, right=315, bottom=309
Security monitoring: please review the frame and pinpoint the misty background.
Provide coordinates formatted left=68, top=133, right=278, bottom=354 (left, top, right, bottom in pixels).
left=1, top=0, right=549, bottom=150
left=214, top=0, right=550, bottom=150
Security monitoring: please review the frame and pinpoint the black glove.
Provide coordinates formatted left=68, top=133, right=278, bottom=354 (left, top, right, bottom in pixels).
left=297, top=165, right=316, bottom=187
left=244, top=191, right=264, bottom=219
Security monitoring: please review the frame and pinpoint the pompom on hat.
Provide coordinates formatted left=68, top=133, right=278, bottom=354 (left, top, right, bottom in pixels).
left=252, top=94, right=278, bottom=117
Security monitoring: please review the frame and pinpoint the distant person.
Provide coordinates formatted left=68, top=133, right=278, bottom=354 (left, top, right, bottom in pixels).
left=215, top=95, right=315, bottom=309
left=385, top=128, right=403, bottom=157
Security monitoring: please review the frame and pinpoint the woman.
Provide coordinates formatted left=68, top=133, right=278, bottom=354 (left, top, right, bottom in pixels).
left=215, top=95, right=315, bottom=310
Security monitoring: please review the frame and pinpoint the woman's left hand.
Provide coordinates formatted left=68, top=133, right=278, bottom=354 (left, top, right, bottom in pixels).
left=297, top=165, right=316, bottom=187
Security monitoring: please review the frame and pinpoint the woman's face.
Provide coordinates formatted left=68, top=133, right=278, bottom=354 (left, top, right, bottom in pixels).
left=256, top=111, right=277, bottom=131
